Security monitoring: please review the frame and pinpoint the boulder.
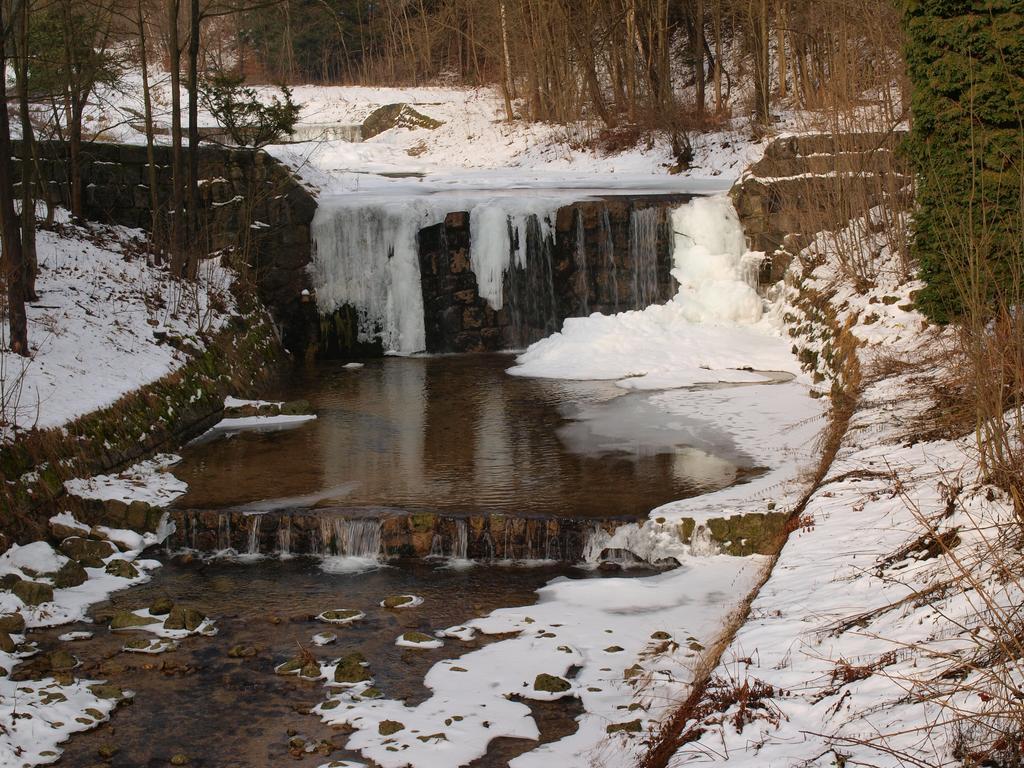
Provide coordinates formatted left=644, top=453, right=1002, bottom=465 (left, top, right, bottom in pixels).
left=149, top=597, right=174, bottom=615
left=0, top=630, right=14, bottom=653
left=12, top=579, right=54, bottom=606
left=53, top=560, right=89, bottom=589
left=0, top=613, right=25, bottom=634
left=362, top=104, right=443, bottom=140
left=163, top=606, right=205, bottom=632
left=60, top=537, right=115, bottom=567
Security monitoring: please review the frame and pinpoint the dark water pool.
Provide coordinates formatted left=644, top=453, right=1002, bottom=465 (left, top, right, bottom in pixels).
left=174, top=355, right=756, bottom=520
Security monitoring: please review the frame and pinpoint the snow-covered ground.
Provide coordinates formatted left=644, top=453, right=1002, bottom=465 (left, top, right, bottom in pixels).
left=81, top=74, right=766, bottom=194
left=0, top=215, right=236, bottom=437
left=0, top=515, right=169, bottom=766
left=664, top=215, right=1010, bottom=767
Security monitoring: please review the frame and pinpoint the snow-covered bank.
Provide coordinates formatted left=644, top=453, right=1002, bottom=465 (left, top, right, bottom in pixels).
left=0, top=217, right=236, bottom=437
left=664, top=214, right=1007, bottom=767
left=510, top=195, right=800, bottom=389
left=0, top=508, right=168, bottom=766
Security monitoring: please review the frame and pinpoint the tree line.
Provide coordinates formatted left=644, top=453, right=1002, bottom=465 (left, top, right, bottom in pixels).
left=0, top=0, right=904, bottom=356
left=0, top=0, right=289, bottom=357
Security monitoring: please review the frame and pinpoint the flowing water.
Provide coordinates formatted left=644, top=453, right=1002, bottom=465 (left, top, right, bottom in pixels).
left=39, top=558, right=593, bottom=768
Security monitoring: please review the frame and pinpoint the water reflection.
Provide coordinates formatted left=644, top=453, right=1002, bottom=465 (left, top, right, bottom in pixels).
left=174, top=355, right=759, bottom=518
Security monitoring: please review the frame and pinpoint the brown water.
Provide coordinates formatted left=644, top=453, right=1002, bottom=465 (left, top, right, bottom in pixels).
left=174, top=355, right=755, bottom=519
left=40, top=557, right=596, bottom=768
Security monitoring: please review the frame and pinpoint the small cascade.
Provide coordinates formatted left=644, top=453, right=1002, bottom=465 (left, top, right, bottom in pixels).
left=217, top=514, right=233, bottom=552
left=277, top=516, right=292, bottom=557
left=428, top=532, right=445, bottom=558
left=573, top=210, right=590, bottom=315
left=245, top=515, right=263, bottom=556
left=629, top=207, right=661, bottom=307
left=169, top=508, right=777, bottom=563
left=598, top=208, right=620, bottom=311
left=689, top=524, right=720, bottom=557
left=338, top=519, right=383, bottom=559
left=480, top=530, right=495, bottom=560
left=453, top=519, right=469, bottom=560
left=545, top=536, right=562, bottom=561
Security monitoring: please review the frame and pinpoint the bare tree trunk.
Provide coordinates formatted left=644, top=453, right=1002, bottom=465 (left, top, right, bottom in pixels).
left=749, top=0, right=770, bottom=125
left=14, top=0, right=36, bottom=300
left=137, top=0, right=161, bottom=255
left=713, top=0, right=723, bottom=112
left=187, top=0, right=200, bottom=276
left=776, top=0, right=787, bottom=98
left=694, top=0, right=705, bottom=116
left=168, top=0, right=185, bottom=274
left=498, top=0, right=515, bottom=121
left=0, top=4, right=28, bottom=355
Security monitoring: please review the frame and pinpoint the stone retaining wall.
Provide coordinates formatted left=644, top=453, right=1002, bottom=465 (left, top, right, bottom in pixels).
left=731, top=131, right=912, bottom=284
left=12, top=140, right=318, bottom=355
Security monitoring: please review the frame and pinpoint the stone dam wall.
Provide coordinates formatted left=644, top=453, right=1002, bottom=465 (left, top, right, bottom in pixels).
left=162, top=507, right=790, bottom=563
left=320, top=194, right=686, bottom=356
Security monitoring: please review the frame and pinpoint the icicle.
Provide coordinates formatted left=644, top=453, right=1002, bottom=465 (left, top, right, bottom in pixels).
left=581, top=523, right=611, bottom=564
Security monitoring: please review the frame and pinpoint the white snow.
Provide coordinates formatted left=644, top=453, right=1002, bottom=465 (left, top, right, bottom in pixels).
left=63, top=454, right=187, bottom=507
left=0, top=219, right=235, bottom=437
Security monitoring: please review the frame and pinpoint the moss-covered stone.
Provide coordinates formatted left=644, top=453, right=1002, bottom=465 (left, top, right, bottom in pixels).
left=378, top=719, right=405, bottom=736
left=381, top=594, right=418, bottom=608
left=533, top=673, right=571, bottom=693
left=105, top=560, right=139, bottom=579
left=606, top=719, right=642, bottom=734
left=12, top=579, right=53, bottom=606
left=110, top=610, right=157, bottom=630
left=334, top=652, right=371, bottom=685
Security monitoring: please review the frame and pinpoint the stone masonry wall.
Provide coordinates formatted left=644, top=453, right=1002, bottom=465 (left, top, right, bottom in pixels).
left=731, top=131, right=911, bottom=285
left=12, top=140, right=318, bottom=355
left=415, top=196, right=682, bottom=354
